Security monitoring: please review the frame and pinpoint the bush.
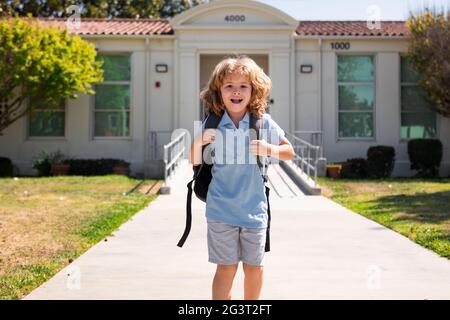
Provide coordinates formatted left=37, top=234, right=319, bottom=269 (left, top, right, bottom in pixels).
left=112, top=159, right=130, bottom=168
left=341, top=157, right=368, bottom=179
left=31, top=153, right=130, bottom=176
left=367, top=146, right=396, bottom=178
left=32, top=151, right=53, bottom=177
left=64, top=158, right=128, bottom=176
left=0, top=157, right=13, bottom=177
left=32, top=149, right=69, bottom=176
left=408, top=138, right=442, bottom=178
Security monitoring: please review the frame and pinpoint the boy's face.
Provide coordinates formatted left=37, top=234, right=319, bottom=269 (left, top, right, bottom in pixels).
left=220, top=73, right=252, bottom=116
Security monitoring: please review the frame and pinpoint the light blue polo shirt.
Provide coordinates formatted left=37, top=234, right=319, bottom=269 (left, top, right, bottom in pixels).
left=202, top=110, right=286, bottom=228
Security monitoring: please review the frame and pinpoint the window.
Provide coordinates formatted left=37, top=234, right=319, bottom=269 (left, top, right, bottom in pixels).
left=400, top=56, right=436, bottom=139
left=94, top=54, right=131, bottom=137
left=28, top=99, right=65, bottom=137
left=337, top=55, right=375, bottom=138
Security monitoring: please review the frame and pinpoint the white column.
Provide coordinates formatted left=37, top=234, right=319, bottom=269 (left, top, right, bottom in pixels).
left=270, top=50, right=291, bottom=132
left=177, top=49, right=197, bottom=135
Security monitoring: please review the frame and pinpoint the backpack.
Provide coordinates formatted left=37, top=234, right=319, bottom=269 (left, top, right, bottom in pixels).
left=177, top=111, right=272, bottom=252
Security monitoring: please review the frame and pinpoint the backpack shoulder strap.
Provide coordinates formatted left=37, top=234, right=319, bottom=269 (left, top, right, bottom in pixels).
left=191, top=111, right=222, bottom=179
left=250, top=112, right=271, bottom=252
left=249, top=113, right=267, bottom=183
left=204, top=111, right=222, bottom=129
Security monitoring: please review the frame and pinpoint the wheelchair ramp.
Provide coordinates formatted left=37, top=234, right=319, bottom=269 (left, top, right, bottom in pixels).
left=266, top=163, right=305, bottom=197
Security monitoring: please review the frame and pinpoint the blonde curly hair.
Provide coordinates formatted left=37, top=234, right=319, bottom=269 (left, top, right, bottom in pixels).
left=199, top=54, right=271, bottom=119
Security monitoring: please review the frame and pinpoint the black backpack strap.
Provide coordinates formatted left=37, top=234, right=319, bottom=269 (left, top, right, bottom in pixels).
left=178, top=111, right=222, bottom=248
left=178, top=176, right=195, bottom=248
left=250, top=113, right=271, bottom=252
left=249, top=114, right=269, bottom=181
left=264, top=184, right=271, bottom=252
left=177, top=163, right=203, bottom=248
left=204, top=111, right=222, bottom=129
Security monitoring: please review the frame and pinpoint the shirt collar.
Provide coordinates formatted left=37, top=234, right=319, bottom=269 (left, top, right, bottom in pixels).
left=219, top=109, right=249, bottom=128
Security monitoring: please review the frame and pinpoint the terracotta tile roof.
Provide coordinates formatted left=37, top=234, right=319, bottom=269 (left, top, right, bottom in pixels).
left=37, top=18, right=173, bottom=35
left=30, top=18, right=409, bottom=37
left=296, top=21, right=410, bottom=37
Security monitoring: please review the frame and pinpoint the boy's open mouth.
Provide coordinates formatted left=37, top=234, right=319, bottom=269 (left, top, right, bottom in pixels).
left=231, top=99, right=243, bottom=104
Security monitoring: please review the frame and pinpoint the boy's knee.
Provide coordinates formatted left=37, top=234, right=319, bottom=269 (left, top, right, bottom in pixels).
left=216, top=264, right=239, bottom=276
left=242, top=263, right=264, bottom=275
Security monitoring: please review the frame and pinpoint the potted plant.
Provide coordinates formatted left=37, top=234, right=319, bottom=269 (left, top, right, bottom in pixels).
left=112, top=160, right=130, bottom=175
left=326, top=164, right=342, bottom=179
left=32, top=151, right=53, bottom=177
left=50, top=149, right=70, bottom=176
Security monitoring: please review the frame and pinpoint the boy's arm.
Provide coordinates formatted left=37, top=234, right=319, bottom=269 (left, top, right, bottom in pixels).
left=190, top=133, right=204, bottom=166
left=190, top=129, right=216, bottom=165
left=268, top=138, right=295, bottom=161
left=250, top=137, right=295, bottom=161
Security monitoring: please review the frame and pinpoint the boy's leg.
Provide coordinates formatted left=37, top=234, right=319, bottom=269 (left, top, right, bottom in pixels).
left=242, top=263, right=264, bottom=300
left=212, top=264, right=239, bottom=300
left=240, top=226, right=266, bottom=300
left=207, top=219, right=240, bottom=299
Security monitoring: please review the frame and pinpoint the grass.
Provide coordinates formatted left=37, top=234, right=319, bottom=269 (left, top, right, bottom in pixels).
left=0, top=175, right=160, bottom=300
left=317, top=176, right=450, bottom=259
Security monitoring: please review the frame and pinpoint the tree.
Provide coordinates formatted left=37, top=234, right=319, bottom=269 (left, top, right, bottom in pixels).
left=0, top=17, right=103, bottom=135
left=406, top=10, right=450, bottom=117
left=0, top=0, right=207, bottom=19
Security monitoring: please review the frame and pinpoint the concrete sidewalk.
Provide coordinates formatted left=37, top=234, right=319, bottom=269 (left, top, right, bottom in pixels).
left=24, top=160, right=450, bottom=299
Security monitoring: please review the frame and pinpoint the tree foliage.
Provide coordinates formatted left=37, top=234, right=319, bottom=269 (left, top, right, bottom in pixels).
left=406, top=10, right=450, bottom=117
left=0, top=0, right=207, bottom=19
left=0, top=17, right=103, bottom=134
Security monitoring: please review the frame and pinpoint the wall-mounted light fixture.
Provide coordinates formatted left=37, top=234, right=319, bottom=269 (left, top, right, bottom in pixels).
left=300, top=64, right=313, bottom=73
left=155, top=64, right=168, bottom=73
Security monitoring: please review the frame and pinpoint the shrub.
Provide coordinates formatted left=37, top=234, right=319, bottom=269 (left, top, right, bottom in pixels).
left=112, top=159, right=130, bottom=168
left=64, top=158, right=128, bottom=176
left=32, top=151, right=52, bottom=177
left=367, top=146, right=396, bottom=178
left=0, top=157, right=13, bottom=177
left=32, top=149, right=69, bottom=176
left=408, top=138, right=442, bottom=178
left=341, top=157, right=368, bottom=179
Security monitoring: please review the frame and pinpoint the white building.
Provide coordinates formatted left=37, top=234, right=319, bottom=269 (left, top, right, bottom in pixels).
left=1, top=0, right=449, bottom=178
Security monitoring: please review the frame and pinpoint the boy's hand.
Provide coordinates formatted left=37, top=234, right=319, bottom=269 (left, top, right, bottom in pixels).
left=199, top=129, right=216, bottom=146
left=250, top=139, right=273, bottom=157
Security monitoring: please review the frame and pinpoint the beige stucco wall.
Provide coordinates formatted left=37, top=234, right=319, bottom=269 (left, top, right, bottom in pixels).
left=295, top=37, right=450, bottom=177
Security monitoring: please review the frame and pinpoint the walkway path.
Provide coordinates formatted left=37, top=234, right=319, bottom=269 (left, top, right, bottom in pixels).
left=24, top=160, right=450, bottom=299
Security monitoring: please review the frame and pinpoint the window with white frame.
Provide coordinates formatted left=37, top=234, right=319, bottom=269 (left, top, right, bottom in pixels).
left=400, top=56, right=436, bottom=139
left=337, top=55, right=375, bottom=138
left=94, top=54, right=131, bottom=137
left=28, top=99, right=66, bottom=137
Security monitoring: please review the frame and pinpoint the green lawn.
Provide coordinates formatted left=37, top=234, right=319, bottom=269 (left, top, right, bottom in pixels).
left=317, top=177, right=450, bottom=259
left=0, top=175, right=160, bottom=300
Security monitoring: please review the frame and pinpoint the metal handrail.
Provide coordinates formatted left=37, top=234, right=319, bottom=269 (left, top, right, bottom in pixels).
left=148, top=130, right=173, bottom=160
left=285, top=131, right=322, bottom=186
left=162, top=132, right=187, bottom=188
left=293, top=130, right=323, bottom=158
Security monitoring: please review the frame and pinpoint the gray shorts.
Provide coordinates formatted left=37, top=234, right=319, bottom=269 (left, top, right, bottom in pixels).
left=207, top=218, right=267, bottom=266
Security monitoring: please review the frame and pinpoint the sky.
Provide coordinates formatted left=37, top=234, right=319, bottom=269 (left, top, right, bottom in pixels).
left=255, top=0, right=449, bottom=20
